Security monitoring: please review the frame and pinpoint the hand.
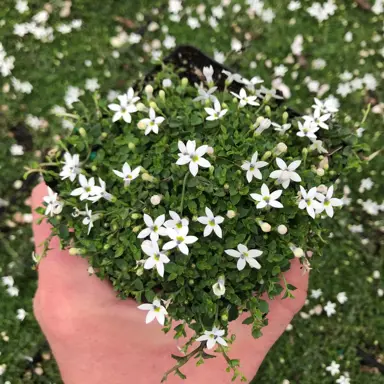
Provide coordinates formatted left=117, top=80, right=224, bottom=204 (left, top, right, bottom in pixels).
left=31, top=182, right=308, bottom=384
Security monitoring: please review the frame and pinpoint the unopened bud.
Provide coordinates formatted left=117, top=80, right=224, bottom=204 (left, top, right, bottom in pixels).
left=207, top=146, right=214, bottom=155
left=262, top=151, right=272, bottom=161
left=181, top=77, right=189, bottom=87
left=277, top=224, right=288, bottom=235
left=282, top=111, right=289, bottom=124
left=294, top=247, right=304, bottom=258
left=159, top=89, right=166, bottom=100
left=150, top=194, right=162, bottom=205
left=69, top=248, right=83, bottom=255
left=226, top=210, right=236, bottom=219
left=128, top=142, right=136, bottom=150
left=224, top=183, right=229, bottom=190
left=273, top=142, right=288, bottom=156
left=132, top=225, right=141, bottom=233
left=142, top=173, right=155, bottom=182
left=302, top=147, right=308, bottom=161
left=258, top=221, right=271, bottom=232
left=137, top=120, right=146, bottom=130
left=136, top=102, right=147, bottom=112
left=91, top=165, right=97, bottom=172
left=149, top=101, right=158, bottom=110
left=254, top=116, right=265, bottom=128
left=103, top=244, right=110, bottom=250
left=136, top=266, right=144, bottom=276
left=319, top=157, right=329, bottom=170
left=131, top=213, right=141, bottom=220
left=162, top=79, right=172, bottom=88
left=79, top=127, right=87, bottom=137
left=145, top=84, right=153, bottom=99
left=101, top=132, right=108, bottom=138
left=264, top=105, right=271, bottom=117
left=316, top=168, right=325, bottom=176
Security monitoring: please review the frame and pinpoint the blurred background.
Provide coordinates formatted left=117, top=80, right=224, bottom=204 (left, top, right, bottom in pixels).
left=0, top=0, right=383, bottom=383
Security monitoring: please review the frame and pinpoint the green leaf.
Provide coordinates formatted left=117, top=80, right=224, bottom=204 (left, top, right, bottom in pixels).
left=242, top=316, right=254, bottom=325
left=252, top=328, right=263, bottom=339
left=133, top=278, right=144, bottom=291
left=258, top=300, right=269, bottom=313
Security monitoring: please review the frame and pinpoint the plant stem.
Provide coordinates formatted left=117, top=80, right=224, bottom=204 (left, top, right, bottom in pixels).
left=161, top=342, right=205, bottom=382
left=179, top=172, right=189, bottom=215
left=360, top=103, right=371, bottom=126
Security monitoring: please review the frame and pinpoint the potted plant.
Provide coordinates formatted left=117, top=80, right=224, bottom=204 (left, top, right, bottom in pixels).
left=33, top=46, right=358, bottom=381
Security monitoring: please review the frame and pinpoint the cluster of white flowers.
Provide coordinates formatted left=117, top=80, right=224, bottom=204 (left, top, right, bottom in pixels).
left=307, top=0, right=337, bottom=22
left=1, top=276, right=19, bottom=297
left=336, top=71, right=378, bottom=97
left=0, top=43, right=15, bottom=77
left=325, top=361, right=351, bottom=384
left=11, top=77, right=33, bottom=94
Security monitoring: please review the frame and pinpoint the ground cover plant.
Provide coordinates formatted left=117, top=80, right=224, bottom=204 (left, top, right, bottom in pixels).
left=0, top=0, right=382, bottom=383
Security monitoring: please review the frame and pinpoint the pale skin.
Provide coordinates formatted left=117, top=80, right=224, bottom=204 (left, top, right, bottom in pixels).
left=31, top=182, right=309, bottom=384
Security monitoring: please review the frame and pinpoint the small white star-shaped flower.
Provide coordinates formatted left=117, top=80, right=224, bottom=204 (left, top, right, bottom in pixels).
left=250, top=183, right=283, bottom=209
left=138, top=298, right=167, bottom=325
left=197, top=207, right=224, bottom=238
left=241, top=151, right=268, bottom=183
left=269, top=158, right=301, bottom=189
left=196, top=327, right=227, bottom=349
left=336, top=292, right=348, bottom=304
left=204, top=100, right=228, bottom=121
left=113, top=162, right=141, bottom=186
left=272, top=122, right=291, bottom=134
left=297, top=120, right=319, bottom=140
left=60, top=152, right=81, bottom=182
left=311, top=289, right=323, bottom=299
left=82, top=204, right=99, bottom=235
left=164, top=210, right=189, bottom=232
left=141, top=240, right=170, bottom=277
left=108, top=90, right=139, bottom=123
left=43, top=186, right=63, bottom=216
left=176, top=140, right=211, bottom=177
left=193, top=86, right=218, bottom=104
left=225, top=244, right=262, bottom=271
left=316, top=185, right=343, bottom=218
left=303, top=108, right=331, bottom=130
left=163, top=227, right=198, bottom=255
left=230, top=88, right=260, bottom=107
left=323, top=301, right=336, bottom=317
left=138, top=107, right=165, bottom=135
left=298, top=186, right=322, bottom=219
left=309, top=139, right=328, bottom=154
left=138, top=214, right=167, bottom=242
left=70, top=174, right=102, bottom=201
left=325, top=361, right=340, bottom=376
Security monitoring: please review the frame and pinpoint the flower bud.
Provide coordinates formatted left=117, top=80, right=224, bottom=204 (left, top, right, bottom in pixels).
left=159, top=89, right=166, bottom=101
left=101, top=132, right=108, bottom=138
left=317, top=184, right=328, bottom=194
left=207, top=146, right=214, bottom=155
left=131, top=213, right=141, bottom=220
left=145, top=84, right=153, bottom=99
left=221, top=313, right=228, bottom=322
left=294, top=247, right=304, bottom=258
left=262, top=151, right=272, bottom=161
left=132, top=225, right=141, bottom=233
left=69, top=248, right=84, bottom=255
left=181, top=77, right=189, bottom=87
left=79, top=127, right=87, bottom=137
left=224, top=183, right=230, bottom=190
left=136, top=102, right=147, bottom=112
left=319, top=156, right=329, bottom=170
left=226, top=210, right=236, bottom=219
left=277, top=224, right=288, bottom=235
left=258, top=221, right=271, bottom=232
left=254, top=116, right=265, bottom=128
left=162, top=79, right=172, bottom=88
left=302, top=147, right=308, bottom=162
left=150, top=194, right=162, bottom=205
left=273, top=142, right=288, bottom=156
left=142, top=173, right=155, bottom=182
left=91, top=165, right=97, bottom=172
left=103, top=244, right=110, bottom=250
left=282, top=111, right=289, bottom=124
left=264, top=105, right=271, bottom=117
left=149, top=101, right=158, bottom=110
left=128, top=142, right=136, bottom=150
left=316, top=168, right=325, bottom=176
left=136, top=266, right=144, bottom=276
left=137, top=120, right=147, bottom=130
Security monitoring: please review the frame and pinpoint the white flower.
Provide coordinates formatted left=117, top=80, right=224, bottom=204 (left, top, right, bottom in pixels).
left=196, top=327, right=227, bottom=349
left=85, top=78, right=100, bottom=92
left=193, top=86, right=218, bottom=104
left=65, top=86, right=82, bottom=108
left=113, top=162, right=141, bottom=186
left=212, top=276, right=225, bottom=297
left=138, top=107, right=165, bottom=135
left=70, top=175, right=102, bottom=201
left=251, top=184, right=283, bottom=209
left=316, top=185, right=343, bottom=218
left=108, top=88, right=139, bottom=123
left=222, top=70, right=243, bottom=85
left=272, top=122, right=291, bottom=135
left=311, top=289, right=323, bottom=299
left=203, top=65, right=214, bottom=84
left=2, top=276, right=14, bottom=287
left=269, top=158, right=301, bottom=189
left=204, top=100, right=228, bottom=121
left=297, top=120, right=319, bottom=139
left=336, top=292, right=348, bottom=304
left=303, top=109, right=331, bottom=130
left=10, top=144, right=24, bottom=156
left=323, top=301, right=336, bottom=317
left=309, top=140, right=328, bottom=154
left=0, top=363, right=6, bottom=375
left=277, top=224, right=288, bottom=235
left=255, top=118, right=272, bottom=134
left=359, top=177, right=374, bottom=192
left=138, top=214, right=167, bottom=242
left=312, top=97, right=339, bottom=114
left=43, top=187, right=64, bottom=216
left=325, top=361, right=340, bottom=376
left=16, top=308, right=27, bottom=321
left=138, top=298, right=167, bottom=325
left=231, top=88, right=259, bottom=107
left=176, top=140, right=211, bottom=177
left=163, top=227, right=198, bottom=255
left=150, top=195, right=162, bottom=206
left=164, top=210, right=189, bottom=232
left=298, top=186, right=322, bottom=219
left=82, top=204, right=99, bottom=235
left=88, top=178, right=113, bottom=202
left=7, top=286, right=19, bottom=296
left=60, top=152, right=81, bottom=182
left=225, top=244, right=262, bottom=271
left=197, top=207, right=224, bottom=238
left=336, top=375, right=351, bottom=384
left=256, top=85, right=284, bottom=100
left=141, top=241, right=170, bottom=277
left=241, top=151, right=268, bottom=182
left=15, top=0, right=29, bottom=13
